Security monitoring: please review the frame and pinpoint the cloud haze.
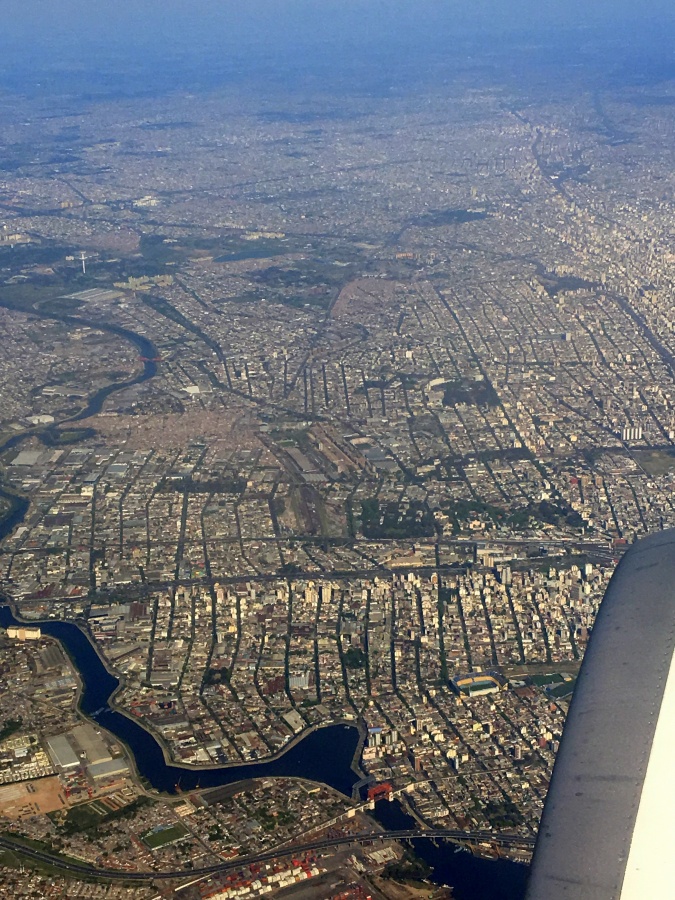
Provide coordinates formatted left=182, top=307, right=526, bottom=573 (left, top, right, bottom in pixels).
left=2, top=1, right=673, bottom=98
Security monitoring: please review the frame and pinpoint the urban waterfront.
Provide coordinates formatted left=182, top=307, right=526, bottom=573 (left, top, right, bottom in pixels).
left=4, top=5, right=675, bottom=895
left=0, top=301, right=159, bottom=425
left=372, top=800, right=528, bottom=900
left=0, top=605, right=530, bottom=898
left=0, top=605, right=362, bottom=797
left=0, top=489, right=28, bottom=544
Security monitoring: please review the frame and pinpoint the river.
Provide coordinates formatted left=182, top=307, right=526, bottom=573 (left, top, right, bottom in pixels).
left=62, top=315, right=158, bottom=421
left=371, top=799, right=528, bottom=900
left=0, top=301, right=159, bottom=446
left=0, top=306, right=366, bottom=797
left=0, top=604, right=531, bottom=896
left=0, top=487, right=29, bottom=544
left=1, top=303, right=530, bottom=894
left=0, top=308, right=159, bottom=552
left=0, top=604, right=361, bottom=796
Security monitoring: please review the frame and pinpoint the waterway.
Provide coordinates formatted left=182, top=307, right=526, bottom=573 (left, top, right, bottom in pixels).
left=0, top=605, right=360, bottom=797
left=0, top=307, right=364, bottom=797
left=1, top=303, right=530, bottom=895
left=0, top=605, right=531, bottom=895
left=0, top=309, right=159, bottom=560
left=0, top=301, right=159, bottom=451
left=68, top=318, right=157, bottom=421
left=371, top=799, right=528, bottom=900
left=0, top=487, right=29, bottom=544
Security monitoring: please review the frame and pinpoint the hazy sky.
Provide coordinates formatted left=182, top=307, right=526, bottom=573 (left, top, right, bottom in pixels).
left=1, top=1, right=674, bottom=97
left=4, top=0, right=675, bottom=44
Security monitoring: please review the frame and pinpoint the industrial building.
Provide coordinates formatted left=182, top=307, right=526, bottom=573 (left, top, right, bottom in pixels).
left=46, top=735, right=80, bottom=771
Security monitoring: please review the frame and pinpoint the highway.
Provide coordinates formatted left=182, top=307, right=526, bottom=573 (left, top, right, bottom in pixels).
left=0, top=828, right=535, bottom=883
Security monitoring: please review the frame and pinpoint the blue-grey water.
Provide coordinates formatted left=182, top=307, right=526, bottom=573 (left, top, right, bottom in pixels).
left=372, top=798, right=528, bottom=900
left=0, top=603, right=530, bottom=895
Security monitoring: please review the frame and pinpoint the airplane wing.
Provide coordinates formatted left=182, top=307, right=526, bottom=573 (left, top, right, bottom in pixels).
left=526, top=528, right=675, bottom=900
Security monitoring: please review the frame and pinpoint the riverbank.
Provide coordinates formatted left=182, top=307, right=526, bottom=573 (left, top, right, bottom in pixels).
left=370, top=800, right=528, bottom=900
left=0, top=602, right=362, bottom=797
left=0, top=299, right=159, bottom=456
left=0, top=485, right=29, bottom=544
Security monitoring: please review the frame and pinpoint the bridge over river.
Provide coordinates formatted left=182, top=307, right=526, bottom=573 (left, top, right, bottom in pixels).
left=0, top=828, right=535, bottom=883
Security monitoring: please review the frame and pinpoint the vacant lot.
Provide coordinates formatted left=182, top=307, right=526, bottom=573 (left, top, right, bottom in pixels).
left=634, top=449, right=675, bottom=477
left=0, top=777, right=67, bottom=819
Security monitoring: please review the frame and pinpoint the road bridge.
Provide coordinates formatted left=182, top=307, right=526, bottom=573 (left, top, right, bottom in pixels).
left=0, top=828, right=535, bottom=883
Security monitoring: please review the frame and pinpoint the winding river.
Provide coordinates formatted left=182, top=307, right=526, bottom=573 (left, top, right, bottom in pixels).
left=0, top=301, right=159, bottom=452
left=372, top=799, right=528, bottom=900
left=0, top=487, right=29, bottom=544
left=0, top=604, right=361, bottom=796
left=0, top=302, right=363, bottom=796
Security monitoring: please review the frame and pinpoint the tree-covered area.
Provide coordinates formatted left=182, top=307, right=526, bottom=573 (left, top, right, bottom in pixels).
left=383, top=850, right=433, bottom=883
left=254, top=807, right=297, bottom=833
left=442, top=497, right=585, bottom=533
left=443, top=497, right=507, bottom=533
left=57, top=796, right=152, bottom=836
left=442, top=377, right=499, bottom=408
left=483, top=798, right=525, bottom=829
left=413, top=208, right=487, bottom=227
left=158, top=474, right=246, bottom=494
left=204, top=666, right=231, bottom=685
left=0, top=717, right=23, bottom=742
left=40, top=427, right=97, bottom=447
left=343, top=646, right=366, bottom=669
left=508, top=499, right=585, bottom=531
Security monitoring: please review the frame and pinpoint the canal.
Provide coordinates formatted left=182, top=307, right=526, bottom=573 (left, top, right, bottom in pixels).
left=0, top=301, right=159, bottom=451
left=0, top=303, right=529, bottom=895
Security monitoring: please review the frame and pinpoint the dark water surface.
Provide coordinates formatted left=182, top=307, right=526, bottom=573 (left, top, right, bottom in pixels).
left=0, top=488, right=29, bottom=543
left=32, top=312, right=158, bottom=422
left=67, top=318, right=158, bottom=420
left=371, top=799, right=529, bottom=900
left=0, top=304, right=158, bottom=445
left=0, top=304, right=363, bottom=797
